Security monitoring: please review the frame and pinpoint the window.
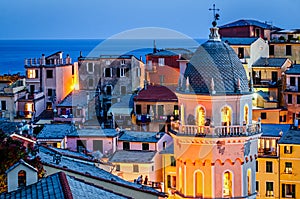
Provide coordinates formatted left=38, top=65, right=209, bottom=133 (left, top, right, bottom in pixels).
left=136, top=68, right=141, bottom=77
left=121, top=60, right=125, bottom=65
left=106, top=85, right=112, bottom=95
left=76, top=140, right=86, bottom=152
left=297, top=95, right=300, bottom=104
left=117, top=68, right=126, bottom=77
left=261, top=112, right=267, bottom=120
left=116, top=164, right=120, bottom=171
left=256, top=161, right=258, bottom=172
left=18, top=170, right=26, bottom=187
left=269, top=45, right=274, bottom=56
left=136, top=104, right=142, bottom=114
left=27, top=69, right=38, bottom=78
left=238, top=47, right=244, bottom=59
left=158, top=58, right=165, bottom=66
left=93, top=140, right=103, bottom=153
left=88, top=78, right=94, bottom=88
left=159, top=75, right=165, bottom=85
left=288, top=94, right=293, bottom=104
left=163, top=141, right=167, bottom=150
left=170, top=156, right=176, bottom=166
left=255, top=28, right=261, bottom=37
left=284, top=146, right=293, bottom=154
left=266, top=182, right=274, bottom=197
left=123, top=141, right=130, bottom=150
left=280, top=115, right=287, bottom=122
left=133, top=164, right=139, bottom=172
left=47, top=89, right=53, bottom=97
left=285, top=162, right=292, bottom=174
left=286, top=45, right=292, bottom=56
left=87, top=63, right=94, bottom=73
left=104, top=68, right=112, bottom=77
left=148, top=60, right=152, bottom=66
left=121, top=86, right=126, bottom=95
left=142, top=143, right=149, bottom=150
left=282, top=184, right=295, bottom=198
left=167, top=175, right=171, bottom=188
left=256, top=181, right=259, bottom=192
left=158, top=105, right=164, bottom=117
left=290, top=77, right=296, bottom=86
left=266, top=161, right=273, bottom=173
left=0, top=101, right=6, bottom=110
left=46, top=70, right=53, bottom=78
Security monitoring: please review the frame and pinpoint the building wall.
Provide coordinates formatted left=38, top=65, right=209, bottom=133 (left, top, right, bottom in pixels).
left=7, top=164, right=38, bottom=192
left=55, top=65, right=74, bottom=104
left=256, top=157, right=280, bottom=198
left=67, top=136, right=115, bottom=155
left=279, top=144, right=300, bottom=199
left=43, top=165, right=162, bottom=199
left=271, top=43, right=300, bottom=64
left=117, top=141, right=156, bottom=151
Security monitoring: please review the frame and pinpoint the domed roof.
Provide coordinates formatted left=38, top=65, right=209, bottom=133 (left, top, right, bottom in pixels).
left=181, top=29, right=249, bottom=95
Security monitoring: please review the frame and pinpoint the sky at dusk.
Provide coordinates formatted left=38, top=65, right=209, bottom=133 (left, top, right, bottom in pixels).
left=0, top=0, right=299, bottom=40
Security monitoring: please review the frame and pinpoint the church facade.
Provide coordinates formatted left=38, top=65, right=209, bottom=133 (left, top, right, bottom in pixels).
left=169, top=19, right=262, bottom=198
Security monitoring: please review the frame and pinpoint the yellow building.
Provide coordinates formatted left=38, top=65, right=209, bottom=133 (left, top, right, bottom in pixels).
left=256, top=124, right=290, bottom=199
left=278, top=128, right=300, bottom=198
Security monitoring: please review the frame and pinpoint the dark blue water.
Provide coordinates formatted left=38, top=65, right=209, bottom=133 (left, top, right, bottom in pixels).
left=0, top=39, right=204, bottom=75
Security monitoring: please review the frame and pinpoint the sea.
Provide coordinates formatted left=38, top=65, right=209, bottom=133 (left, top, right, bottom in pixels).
left=0, top=39, right=205, bottom=75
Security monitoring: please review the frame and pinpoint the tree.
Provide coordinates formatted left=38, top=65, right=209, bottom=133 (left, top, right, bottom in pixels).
left=0, top=130, right=44, bottom=193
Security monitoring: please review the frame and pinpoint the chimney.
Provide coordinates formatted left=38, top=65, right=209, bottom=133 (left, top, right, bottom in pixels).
left=144, top=79, right=148, bottom=90
left=41, top=54, right=46, bottom=66
left=153, top=40, right=157, bottom=53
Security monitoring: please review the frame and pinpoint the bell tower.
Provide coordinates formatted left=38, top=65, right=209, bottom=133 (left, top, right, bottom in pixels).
left=170, top=5, right=261, bottom=198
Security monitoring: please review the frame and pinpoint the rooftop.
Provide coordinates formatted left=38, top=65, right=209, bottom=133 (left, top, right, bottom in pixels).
left=279, top=128, right=300, bottom=144
left=221, top=37, right=258, bottom=45
left=37, top=124, right=76, bottom=139
left=38, top=146, right=164, bottom=197
left=261, top=124, right=290, bottom=137
left=0, top=172, right=130, bottom=199
left=69, top=128, right=119, bottom=137
left=134, top=85, right=178, bottom=102
left=0, top=121, right=19, bottom=134
left=118, top=131, right=164, bottom=143
left=219, top=19, right=279, bottom=30
left=252, top=57, right=289, bottom=67
left=285, top=64, right=300, bottom=74
left=109, top=150, right=157, bottom=163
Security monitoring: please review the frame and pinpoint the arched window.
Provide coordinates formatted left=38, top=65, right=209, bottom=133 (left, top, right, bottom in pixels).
left=223, top=171, right=233, bottom=197
left=196, top=106, right=205, bottom=126
left=221, top=106, right=232, bottom=126
left=18, top=170, right=26, bottom=187
left=194, top=171, right=204, bottom=197
left=244, top=105, right=249, bottom=125
left=247, top=169, right=251, bottom=195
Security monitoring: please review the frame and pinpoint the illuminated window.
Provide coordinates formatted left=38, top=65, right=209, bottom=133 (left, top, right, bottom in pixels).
left=266, top=182, right=274, bottom=197
left=244, top=105, right=249, bottom=124
left=196, top=106, right=205, bottom=126
left=18, top=170, right=26, bottom=187
left=25, top=103, right=34, bottom=112
left=284, top=146, right=293, bottom=154
left=116, top=164, right=120, bottom=171
left=27, top=69, right=38, bottom=78
left=223, top=171, right=232, bottom=197
left=285, top=162, right=292, bottom=174
left=221, top=106, right=232, bottom=126
left=247, top=169, right=251, bottom=195
left=158, top=58, right=165, bottom=66
left=194, top=171, right=203, bottom=197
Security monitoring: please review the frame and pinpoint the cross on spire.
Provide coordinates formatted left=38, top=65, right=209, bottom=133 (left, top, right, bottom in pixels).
left=209, top=4, right=220, bottom=27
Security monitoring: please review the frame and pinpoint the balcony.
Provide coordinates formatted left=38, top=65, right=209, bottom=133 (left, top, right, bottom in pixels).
left=171, top=122, right=261, bottom=137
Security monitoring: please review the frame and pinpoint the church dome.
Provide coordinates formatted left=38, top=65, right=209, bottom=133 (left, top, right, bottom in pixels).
left=181, top=28, right=249, bottom=94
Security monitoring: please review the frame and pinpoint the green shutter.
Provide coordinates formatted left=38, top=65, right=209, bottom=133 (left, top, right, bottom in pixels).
left=292, top=184, right=295, bottom=198
left=282, top=184, right=285, bottom=197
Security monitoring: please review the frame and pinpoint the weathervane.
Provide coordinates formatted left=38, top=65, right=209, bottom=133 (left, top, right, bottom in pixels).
left=209, top=4, right=220, bottom=27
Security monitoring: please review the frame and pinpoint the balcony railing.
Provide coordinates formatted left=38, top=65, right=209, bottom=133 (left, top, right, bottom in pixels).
left=172, top=122, right=261, bottom=137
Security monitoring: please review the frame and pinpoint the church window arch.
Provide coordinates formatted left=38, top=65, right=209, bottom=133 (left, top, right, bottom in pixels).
left=221, top=106, right=232, bottom=126
left=196, top=106, right=206, bottom=126
left=244, top=105, right=249, bottom=125
left=223, top=170, right=233, bottom=197
left=194, top=170, right=204, bottom=197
